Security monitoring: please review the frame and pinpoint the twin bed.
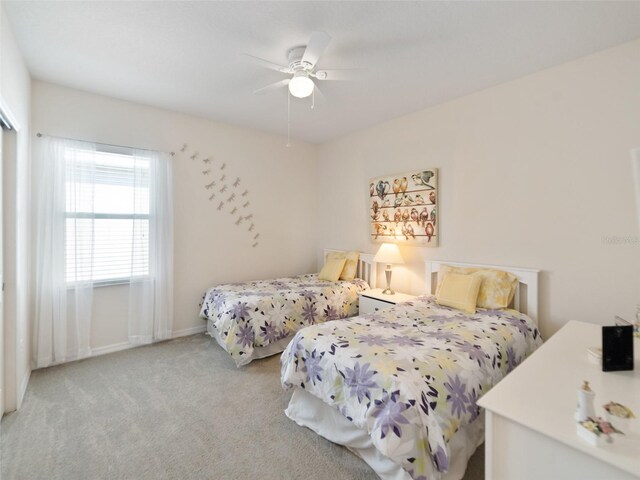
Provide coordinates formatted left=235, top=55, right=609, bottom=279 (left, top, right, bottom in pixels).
left=199, top=249, right=376, bottom=366
left=200, top=255, right=543, bottom=480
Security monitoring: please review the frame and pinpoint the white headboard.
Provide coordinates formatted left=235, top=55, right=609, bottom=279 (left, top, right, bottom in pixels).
left=425, top=260, right=540, bottom=325
left=323, top=249, right=377, bottom=287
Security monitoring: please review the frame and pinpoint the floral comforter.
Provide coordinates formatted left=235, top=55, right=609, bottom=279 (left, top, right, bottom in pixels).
left=281, top=296, right=542, bottom=479
left=200, top=274, right=369, bottom=367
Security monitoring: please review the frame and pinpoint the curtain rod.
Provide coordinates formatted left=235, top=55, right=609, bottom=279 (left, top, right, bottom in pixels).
left=35, top=132, right=175, bottom=156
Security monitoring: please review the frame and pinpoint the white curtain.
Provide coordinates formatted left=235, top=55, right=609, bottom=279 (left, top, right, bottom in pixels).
left=33, top=137, right=174, bottom=368
left=128, top=150, right=174, bottom=345
left=33, top=138, right=95, bottom=368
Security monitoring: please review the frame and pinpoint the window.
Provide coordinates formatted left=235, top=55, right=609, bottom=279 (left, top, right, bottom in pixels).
left=65, top=146, right=150, bottom=284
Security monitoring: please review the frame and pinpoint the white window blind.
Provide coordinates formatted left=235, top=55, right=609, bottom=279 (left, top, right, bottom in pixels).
left=65, top=146, right=150, bottom=284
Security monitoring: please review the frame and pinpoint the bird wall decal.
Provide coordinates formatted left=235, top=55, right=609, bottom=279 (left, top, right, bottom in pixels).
left=202, top=157, right=211, bottom=164
left=376, top=180, right=390, bottom=200
left=220, top=174, right=226, bottom=182
left=233, top=177, right=241, bottom=187
left=217, top=201, right=224, bottom=211
left=410, top=208, right=419, bottom=223
left=412, top=171, right=435, bottom=189
left=373, top=223, right=387, bottom=239
left=393, top=179, right=401, bottom=197
left=190, top=152, right=199, bottom=160
left=419, top=207, right=429, bottom=226
left=180, top=144, right=187, bottom=152
left=252, top=242, right=258, bottom=248
left=248, top=223, right=254, bottom=231
left=202, top=169, right=211, bottom=175
left=227, top=193, right=235, bottom=202
left=235, top=216, right=243, bottom=226
left=400, top=176, right=408, bottom=193
left=242, top=201, right=250, bottom=208
left=241, top=190, right=249, bottom=197
left=205, top=181, right=216, bottom=189
left=244, top=214, right=253, bottom=220
left=220, top=162, right=226, bottom=170
left=219, top=185, right=227, bottom=193
left=425, top=222, right=435, bottom=242
left=209, top=193, right=215, bottom=201
left=231, top=207, right=238, bottom=214
left=254, top=233, right=260, bottom=240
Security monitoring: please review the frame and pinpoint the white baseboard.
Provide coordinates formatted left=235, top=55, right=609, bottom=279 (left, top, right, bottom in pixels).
left=43, top=324, right=208, bottom=366
left=91, top=325, right=207, bottom=358
left=171, top=325, right=207, bottom=338
left=91, top=341, right=133, bottom=358
left=16, top=368, right=31, bottom=410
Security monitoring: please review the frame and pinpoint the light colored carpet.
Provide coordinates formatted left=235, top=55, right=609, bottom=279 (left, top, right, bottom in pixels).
left=0, top=334, right=484, bottom=480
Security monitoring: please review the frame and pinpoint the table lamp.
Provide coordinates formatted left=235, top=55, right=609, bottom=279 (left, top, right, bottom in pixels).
left=374, top=243, right=404, bottom=295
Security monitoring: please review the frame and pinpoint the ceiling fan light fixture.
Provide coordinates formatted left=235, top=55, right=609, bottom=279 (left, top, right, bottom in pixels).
left=288, top=72, right=314, bottom=98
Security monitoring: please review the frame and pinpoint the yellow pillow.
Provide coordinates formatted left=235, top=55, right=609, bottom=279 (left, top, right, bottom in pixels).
left=318, top=257, right=347, bottom=282
left=327, top=251, right=360, bottom=281
left=436, top=272, right=482, bottom=314
left=437, top=265, right=518, bottom=309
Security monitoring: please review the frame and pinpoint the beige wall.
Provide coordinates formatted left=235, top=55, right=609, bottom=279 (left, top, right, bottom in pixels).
left=0, top=6, right=31, bottom=411
left=32, top=81, right=318, bottom=352
left=317, top=39, right=640, bottom=338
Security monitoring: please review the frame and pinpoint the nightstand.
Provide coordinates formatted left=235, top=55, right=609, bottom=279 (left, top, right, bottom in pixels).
left=359, top=288, right=416, bottom=315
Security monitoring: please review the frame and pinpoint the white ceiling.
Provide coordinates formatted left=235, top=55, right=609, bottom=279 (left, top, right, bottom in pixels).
left=5, top=1, right=640, bottom=144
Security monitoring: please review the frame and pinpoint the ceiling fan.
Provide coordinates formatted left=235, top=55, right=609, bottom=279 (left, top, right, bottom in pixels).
left=245, top=31, right=350, bottom=99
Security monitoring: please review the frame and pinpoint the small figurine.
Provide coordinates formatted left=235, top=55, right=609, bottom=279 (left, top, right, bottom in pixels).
left=575, top=381, right=596, bottom=422
left=603, top=401, right=635, bottom=431
left=576, top=416, right=623, bottom=446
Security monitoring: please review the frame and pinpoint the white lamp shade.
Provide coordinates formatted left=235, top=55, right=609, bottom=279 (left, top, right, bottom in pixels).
left=288, top=73, right=314, bottom=98
left=374, top=243, right=404, bottom=264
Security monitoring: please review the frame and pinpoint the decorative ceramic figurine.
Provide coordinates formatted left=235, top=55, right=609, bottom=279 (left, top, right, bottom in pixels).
left=576, top=416, right=623, bottom=446
left=575, top=381, right=596, bottom=422
left=603, top=401, right=636, bottom=431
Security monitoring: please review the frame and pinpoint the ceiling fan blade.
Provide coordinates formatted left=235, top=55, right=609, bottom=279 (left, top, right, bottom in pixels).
left=253, top=78, right=290, bottom=95
left=312, top=69, right=361, bottom=81
left=311, top=79, right=326, bottom=106
left=301, top=31, right=331, bottom=70
left=242, top=54, right=290, bottom=73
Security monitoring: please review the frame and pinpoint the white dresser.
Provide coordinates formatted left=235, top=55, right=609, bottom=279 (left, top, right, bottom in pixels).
left=478, top=320, right=640, bottom=480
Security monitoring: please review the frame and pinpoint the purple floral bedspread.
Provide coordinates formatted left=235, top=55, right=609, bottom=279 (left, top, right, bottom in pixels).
left=281, top=296, right=542, bottom=479
left=200, top=274, right=369, bottom=366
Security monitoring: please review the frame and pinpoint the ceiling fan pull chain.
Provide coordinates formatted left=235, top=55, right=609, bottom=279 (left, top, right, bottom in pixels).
left=311, top=88, right=315, bottom=110
left=286, top=89, right=291, bottom=147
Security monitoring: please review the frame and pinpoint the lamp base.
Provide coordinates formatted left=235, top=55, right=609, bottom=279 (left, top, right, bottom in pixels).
left=383, top=265, right=395, bottom=295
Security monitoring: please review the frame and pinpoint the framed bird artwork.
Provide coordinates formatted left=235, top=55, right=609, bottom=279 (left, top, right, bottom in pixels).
left=369, top=168, right=438, bottom=246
